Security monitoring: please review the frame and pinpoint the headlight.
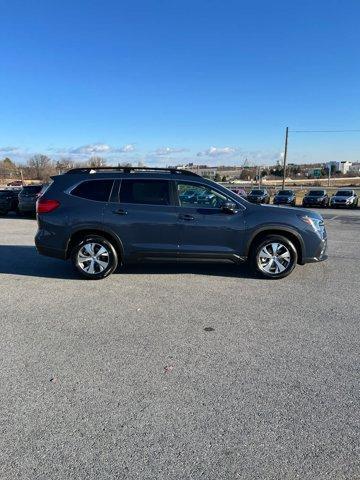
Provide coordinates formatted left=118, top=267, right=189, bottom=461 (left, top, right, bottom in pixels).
left=299, top=215, right=324, bottom=232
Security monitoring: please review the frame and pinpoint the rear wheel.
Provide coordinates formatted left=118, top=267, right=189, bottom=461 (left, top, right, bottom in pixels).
left=251, top=235, right=298, bottom=279
left=71, top=235, right=118, bottom=280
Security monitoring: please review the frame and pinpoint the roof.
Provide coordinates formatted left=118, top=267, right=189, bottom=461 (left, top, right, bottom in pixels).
left=64, top=166, right=200, bottom=178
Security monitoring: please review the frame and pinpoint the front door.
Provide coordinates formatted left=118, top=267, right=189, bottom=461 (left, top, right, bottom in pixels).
left=103, top=178, right=179, bottom=259
left=176, top=181, right=245, bottom=257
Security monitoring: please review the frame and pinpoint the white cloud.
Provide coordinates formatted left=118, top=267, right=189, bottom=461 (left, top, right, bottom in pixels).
left=71, top=143, right=111, bottom=154
left=70, top=143, right=136, bottom=155
left=115, top=144, right=136, bottom=153
left=154, top=147, right=188, bottom=156
left=197, top=146, right=238, bottom=157
left=0, top=146, right=24, bottom=155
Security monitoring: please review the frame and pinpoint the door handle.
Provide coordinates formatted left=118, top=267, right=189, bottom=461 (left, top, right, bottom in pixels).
left=113, top=208, right=127, bottom=215
left=179, top=214, right=195, bottom=221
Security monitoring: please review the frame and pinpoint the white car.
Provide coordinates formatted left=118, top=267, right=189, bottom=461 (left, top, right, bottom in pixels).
left=330, top=189, right=358, bottom=208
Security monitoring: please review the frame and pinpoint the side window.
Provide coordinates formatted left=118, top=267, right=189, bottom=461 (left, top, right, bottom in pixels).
left=120, top=180, right=170, bottom=205
left=71, top=180, right=114, bottom=202
left=177, top=182, right=229, bottom=208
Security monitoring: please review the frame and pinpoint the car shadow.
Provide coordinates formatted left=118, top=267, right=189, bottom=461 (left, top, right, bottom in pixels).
left=0, top=213, right=36, bottom=220
left=0, top=245, right=77, bottom=279
left=0, top=245, right=258, bottom=280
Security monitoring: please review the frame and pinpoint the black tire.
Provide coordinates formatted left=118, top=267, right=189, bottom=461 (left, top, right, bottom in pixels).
left=0, top=210, right=8, bottom=216
left=71, top=235, right=118, bottom=280
left=250, top=234, right=298, bottom=279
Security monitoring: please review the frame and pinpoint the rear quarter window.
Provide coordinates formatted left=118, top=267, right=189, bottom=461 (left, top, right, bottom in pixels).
left=71, top=180, right=114, bottom=202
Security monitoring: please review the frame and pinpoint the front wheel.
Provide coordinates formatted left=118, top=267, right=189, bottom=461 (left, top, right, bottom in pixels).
left=71, top=235, right=118, bottom=280
left=251, top=235, right=298, bottom=279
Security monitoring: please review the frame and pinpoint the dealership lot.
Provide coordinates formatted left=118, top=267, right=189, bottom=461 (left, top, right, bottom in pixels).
left=0, top=210, right=359, bottom=479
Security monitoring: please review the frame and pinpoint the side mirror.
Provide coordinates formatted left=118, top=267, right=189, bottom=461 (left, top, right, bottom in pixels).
left=222, top=201, right=237, bottom=214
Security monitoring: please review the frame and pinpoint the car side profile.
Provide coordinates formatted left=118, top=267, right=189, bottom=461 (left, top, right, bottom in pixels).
left=330, top=189, right=358, bottom=208
left=247, top=188, right=270, bottom=204
left=273, top=189, right=296, bottom=207
left=0, top=189, right=19, bottom=215
left=35, top=167, right=327, bottom=280
left=302, top=189, right=329, bottom=207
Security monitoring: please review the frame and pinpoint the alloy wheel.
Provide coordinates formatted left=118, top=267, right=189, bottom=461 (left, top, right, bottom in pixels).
left=77, top=242, right=110, bottom=275
left=257, top=242, right=291, bottom=275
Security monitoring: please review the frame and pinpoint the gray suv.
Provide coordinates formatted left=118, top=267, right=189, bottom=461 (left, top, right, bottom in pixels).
left=35, top=167, right=327, bottom=280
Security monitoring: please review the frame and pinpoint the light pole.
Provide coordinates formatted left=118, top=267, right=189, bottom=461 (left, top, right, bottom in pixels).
left=282, top=127, right=289, bottom=190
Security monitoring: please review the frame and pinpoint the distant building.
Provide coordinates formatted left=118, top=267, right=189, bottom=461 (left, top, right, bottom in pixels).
left=349, top=162, right=360, bottom=174
left=338, top=161, right=352, bottom=174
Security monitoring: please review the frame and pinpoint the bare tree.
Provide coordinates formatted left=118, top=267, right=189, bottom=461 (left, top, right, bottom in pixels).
left=28, top=154, right=53, bottom=180
left=88, top=156, right=107, bottom=168
left=56, top=157, right=75, bottom=173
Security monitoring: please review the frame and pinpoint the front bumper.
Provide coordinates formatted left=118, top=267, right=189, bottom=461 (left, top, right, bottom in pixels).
left=303, top=238, right=328, bottom=263
left=302, top=201, right=324, bottom=207
left=330, top=201, right=354, bottom=208
left=274, top=199, right=293, bottom=205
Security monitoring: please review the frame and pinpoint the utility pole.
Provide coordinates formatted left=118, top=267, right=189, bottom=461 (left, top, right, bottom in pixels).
left=328, top=163, right=331, bottom=187
left=282, top=126, right=289, bottom=190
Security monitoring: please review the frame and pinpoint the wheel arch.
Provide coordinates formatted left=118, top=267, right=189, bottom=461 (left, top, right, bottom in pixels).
left=66, top=227, right=124, bottom=260
left=247, top=226, right=305, bottom=264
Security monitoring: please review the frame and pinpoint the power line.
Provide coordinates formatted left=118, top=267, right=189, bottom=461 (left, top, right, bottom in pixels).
left=290, top=129, right=360, bottom=133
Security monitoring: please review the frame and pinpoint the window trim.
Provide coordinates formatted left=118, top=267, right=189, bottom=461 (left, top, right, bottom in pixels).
left=175, top=180, right=245, bottom=210
left=118, top=178, right=174, bottom=207
left=67, top=178, right=115, bottom=203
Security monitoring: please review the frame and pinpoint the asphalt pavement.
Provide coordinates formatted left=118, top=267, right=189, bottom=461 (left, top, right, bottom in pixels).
left=0, top=209, right=359, bottom=479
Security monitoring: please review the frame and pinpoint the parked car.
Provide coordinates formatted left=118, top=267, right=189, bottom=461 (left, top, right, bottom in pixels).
left=230, top=187, right=247, bottom=197
left=330, top=189, right=358, bottom=208
left=302, top=189, right=329, bottom=207
left=247, top=189, right=270, bottom=204
left=7, top=180, right=23, bottom=187
left=18, top=184, right=44, bottom=215
left=273, top=190, right=296, bottom=207
left=35, top=167, right=327, bottom=280
left=0, top=189, right=19, bottom=215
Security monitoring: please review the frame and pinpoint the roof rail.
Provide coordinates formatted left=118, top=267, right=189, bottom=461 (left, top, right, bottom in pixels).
left=64, top=166, right=200, bottom=177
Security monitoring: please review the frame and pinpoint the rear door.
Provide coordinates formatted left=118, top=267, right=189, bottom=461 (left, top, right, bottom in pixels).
left=103, top=178, right=179, bottom=258
left=175, top=181, right=246, bottom=256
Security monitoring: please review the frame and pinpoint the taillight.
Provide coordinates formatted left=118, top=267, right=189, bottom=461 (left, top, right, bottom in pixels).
left=36, top=199, right=60, bottom=214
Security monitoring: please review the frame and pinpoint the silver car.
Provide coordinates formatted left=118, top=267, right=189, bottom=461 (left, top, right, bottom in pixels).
left=330, top=189, right=358, bottom=208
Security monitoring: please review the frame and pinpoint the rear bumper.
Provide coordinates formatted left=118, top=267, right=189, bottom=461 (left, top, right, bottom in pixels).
left=35, top=242, right=67, bottom=260
left=35, top=230, right=67, bottom=260
left=19, top=203, right=36, bottom=212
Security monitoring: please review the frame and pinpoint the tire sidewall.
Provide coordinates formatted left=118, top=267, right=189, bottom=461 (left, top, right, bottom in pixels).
left=71, top=235, right=118, bottom=280
left=252, top=235, right=298, bottom=279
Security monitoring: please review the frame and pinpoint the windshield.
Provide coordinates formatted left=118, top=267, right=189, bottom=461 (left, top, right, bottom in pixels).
left=277, top=190, right=293, bottom=195
left=335, top=190, right=352, bottom=196
left=307, top=190, right=325, bottom=196
left=250, top=190, right=265, bottom=195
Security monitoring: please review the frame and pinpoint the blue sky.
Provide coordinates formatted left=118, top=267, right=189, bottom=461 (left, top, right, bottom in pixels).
left=1, top=0, right=359, bottom=166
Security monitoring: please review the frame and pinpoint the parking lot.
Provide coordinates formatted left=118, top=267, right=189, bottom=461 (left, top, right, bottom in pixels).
left=0, top=210, right=359, bottom=479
